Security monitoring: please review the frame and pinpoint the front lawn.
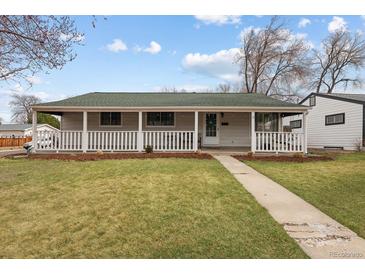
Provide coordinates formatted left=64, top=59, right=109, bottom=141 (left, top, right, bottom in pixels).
left=0, top=158, right=306, bottom=258
left=244, top=152, right=365, bottom=239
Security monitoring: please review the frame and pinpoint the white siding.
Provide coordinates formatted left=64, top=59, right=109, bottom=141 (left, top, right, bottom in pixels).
left=24, top=125, right=57, bottom=136
left=283, top=96, right=363, bottom=150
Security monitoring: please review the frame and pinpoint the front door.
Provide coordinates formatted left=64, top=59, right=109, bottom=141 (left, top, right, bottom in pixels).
left=204, top=113, right=220, bottom=145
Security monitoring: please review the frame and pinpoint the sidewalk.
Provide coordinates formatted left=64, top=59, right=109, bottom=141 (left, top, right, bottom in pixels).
left=213, top=155, right=365, bottom=259
left=0, top=149, right=25, bottom=158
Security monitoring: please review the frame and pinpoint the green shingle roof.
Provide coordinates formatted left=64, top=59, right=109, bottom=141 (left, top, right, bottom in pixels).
left=34, top=92, right=307, bottom=109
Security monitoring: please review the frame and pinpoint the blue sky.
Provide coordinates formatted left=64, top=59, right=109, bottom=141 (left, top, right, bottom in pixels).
left=1, top=15, right=365, bottom=122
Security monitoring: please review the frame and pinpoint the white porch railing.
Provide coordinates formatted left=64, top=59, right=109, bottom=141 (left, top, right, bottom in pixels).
left=143, top=131, right=194, bottom=151
left=36, top=130, right=82, bottom=151
left=87, top=131, right=138, bottom=151
left=35, top=130, right=194, bottom=152
left=255, top=132, right=304, bottom=153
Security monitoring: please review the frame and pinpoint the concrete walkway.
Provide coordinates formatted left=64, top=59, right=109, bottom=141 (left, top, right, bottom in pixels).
left=213, top=155, right=365, bottom=259
left=0, top=149, right=25, bottom=158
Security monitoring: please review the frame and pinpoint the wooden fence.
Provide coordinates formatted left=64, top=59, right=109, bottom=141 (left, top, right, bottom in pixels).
left=0, top=136, right=32, bottom=147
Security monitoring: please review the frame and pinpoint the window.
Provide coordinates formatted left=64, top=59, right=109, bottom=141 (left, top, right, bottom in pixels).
left=146, top=112, right=174, bottom=126
left=255, top=113, right=278, bottom=132
left=325, top=113, right=345, bottom=126
left=290, top=119, right=302, bottom=129
left=205, top=113, right=217, bottom=137
left=100, top=112, right=122, bottom=126
left=309, top=95, right=316, bottom=106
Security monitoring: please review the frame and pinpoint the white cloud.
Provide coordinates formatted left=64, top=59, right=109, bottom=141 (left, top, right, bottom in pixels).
left=26, top=75, right=42, bottom=85
left=328, top=16, right=347, bottom=33
left=194, top=15, right=241, bottom=26
left=144, top=41, right=161, bottom=54
left=134, top=41, right=162, bottom=54
left=182, top=48, right=241, bottom=83
left=298, top=18, right=311, bottom=28
left=106, top=39, right=128, bottom=53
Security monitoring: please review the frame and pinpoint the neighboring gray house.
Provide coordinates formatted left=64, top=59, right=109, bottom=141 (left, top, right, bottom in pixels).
left=31, top=92, right=309, bottom=153
left=284, top=93, right=365, bottom=150
left=0, top=124, right=58, bottom=137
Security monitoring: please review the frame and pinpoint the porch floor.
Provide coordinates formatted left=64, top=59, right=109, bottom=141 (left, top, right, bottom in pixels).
left=201, top=146, right=250, bottom=155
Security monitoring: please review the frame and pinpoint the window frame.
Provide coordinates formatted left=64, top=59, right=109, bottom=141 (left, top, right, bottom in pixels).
left=325, top=113, right=345, bottom=126
left=145, top=112, right=175, bottom=128
left=99, top=112, right=122, bottom=127
left=290, top=119, right=302, bottom=129
left=309, top=95, right=316, bottom=107
left=255, top=113, right=279, bottom=132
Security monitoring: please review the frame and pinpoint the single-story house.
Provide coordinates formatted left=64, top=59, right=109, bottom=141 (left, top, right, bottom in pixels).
left=283, top=93, right=365, bottom=150
left=0, top=123, right=58, bottom=138
left=31, top=92, right=310, bottom=153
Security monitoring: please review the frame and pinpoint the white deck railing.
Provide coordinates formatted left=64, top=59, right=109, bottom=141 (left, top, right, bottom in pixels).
left=143, top=131, right=194, bottom=151
left=35, top=130, right=194, bottom=152
left=87, top=131, right=138, bottom=151
left=255, top=132, right=304, bottom=153
left=35, top=130, right=303, bottom=153
left=36, top=130, right=82, bottom=151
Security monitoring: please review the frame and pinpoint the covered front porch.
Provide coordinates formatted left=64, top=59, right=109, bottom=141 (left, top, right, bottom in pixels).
left=31, top=109, right=308, bottom=154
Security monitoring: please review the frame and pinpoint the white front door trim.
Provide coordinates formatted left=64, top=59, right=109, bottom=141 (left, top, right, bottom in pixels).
left=203, top=112, right=220, bottom=146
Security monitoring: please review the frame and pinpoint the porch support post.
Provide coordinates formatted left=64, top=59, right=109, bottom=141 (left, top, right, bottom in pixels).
left=251, top=112, right=256, bottom=153
left=82, top=111, right=88, bottom=153
left=138, top=111, right=143, bottom=152
left=194, top=111, right=198, bottom=151
left=278, top=112, right=283, bottom=131
left=32, top=110, right=37, bottom=152
left=303, top=111, right=308, bottom=154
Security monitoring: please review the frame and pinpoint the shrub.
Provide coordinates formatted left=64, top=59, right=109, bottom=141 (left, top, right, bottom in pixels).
left=145, top=145, right=153, bottom=153
left=247, top=151, right=254, bottom=157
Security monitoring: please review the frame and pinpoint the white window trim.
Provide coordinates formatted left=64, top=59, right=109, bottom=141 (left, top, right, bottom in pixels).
left=290, top=119, right=302, bottom=129
left=99, top=112, right=123, bottom=127
left=325, top=113, right=345, bottom=126
left=145, top=112, right=176, bottom=128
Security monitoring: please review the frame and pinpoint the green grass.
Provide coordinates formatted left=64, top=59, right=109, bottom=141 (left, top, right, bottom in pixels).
left=0, top=158, right=306, bottom=258
left=244, top=152, right=365, bottom=239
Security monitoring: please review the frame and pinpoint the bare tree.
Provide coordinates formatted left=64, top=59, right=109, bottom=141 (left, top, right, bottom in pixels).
left=9, top=93, right=41, bottom=123
left=312, top=30, right=365, bottom=93
left=217, top=83, right=231, bottom=93
left=160, top=86, right=179, bottom=93
left=0, top=116, right=3, bottom=125
left=216, top=83, right=242, bottom=93
left=236, top=16, right=312, bottom=97
left=0, top=16, right=83, bottom=84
